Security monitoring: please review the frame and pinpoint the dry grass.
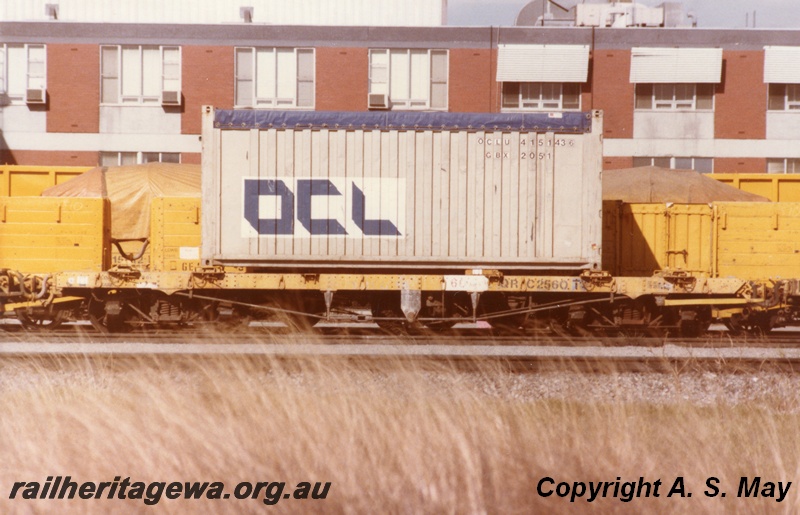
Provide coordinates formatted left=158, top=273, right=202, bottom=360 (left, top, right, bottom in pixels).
left=1, top=354, right=799, bottom=514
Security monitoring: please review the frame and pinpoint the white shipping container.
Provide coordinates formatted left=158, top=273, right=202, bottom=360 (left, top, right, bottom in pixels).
left=201, top=107, right=603, bottom=271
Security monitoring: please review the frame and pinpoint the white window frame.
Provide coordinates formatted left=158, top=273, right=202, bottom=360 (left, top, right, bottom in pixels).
left=768, top=84, right=800, bottom=111
left=767, top=158, right=800, bottom=174
left=100, top=152, right=181, bottom=166
left=234, top=47, right=315, bottom=109
left=369, top=49, right=448, bottom=110
left=100, top=45, right=181, bottom=106
left=0, top=43, right=47, bottom=104
left=501, top=82, right=581, bottom=111
left=633, top=156, right=714, bottom=173
left=634, top=83, right=714, bottom=111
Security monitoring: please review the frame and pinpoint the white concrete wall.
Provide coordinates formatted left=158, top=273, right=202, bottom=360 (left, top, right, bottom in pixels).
left=99, top=106, right=181, bottom=135
left=633, top=111, right=715, bottom=140
left=766, top=112, right=800, bottom=140
left=0, top=106, right=47, bottom=134
left=0, top=0, right=446, bottom=26
left=605, top=138, right=800, bottom=159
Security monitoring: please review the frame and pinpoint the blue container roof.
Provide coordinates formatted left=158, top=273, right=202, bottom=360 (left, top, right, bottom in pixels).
left=214, top=109, right=593, bottom=133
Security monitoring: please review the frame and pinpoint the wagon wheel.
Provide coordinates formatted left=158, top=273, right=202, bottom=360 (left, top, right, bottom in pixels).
left=483, top=294, right=530, bottom=335
left=211, top=303, right=253, bottom=332
left=15, top=306, right=66, bottom=330
left=606, top=298, right=673, bottom=339
left=87, top=298, right=126, bottom=333
left=197, top=300, right=220, bottom=322
left=547, top=306, right=592, bottom=337
left=269, top=292, right=324, bottom=332
left=725, top=313, right=772, bottom=337
left=617, top=324, right=666, bottom=339
left=616, top=315, right=668, bottom=339
left=549, top=319, right=592, bottom=338
left=679, top=319, right=711, bottom=338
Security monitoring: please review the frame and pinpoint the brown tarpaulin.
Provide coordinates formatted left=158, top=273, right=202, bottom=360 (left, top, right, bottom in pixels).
left=603, top=166, right=770, bottom=203
left=41, top=163, right=201, bottom=240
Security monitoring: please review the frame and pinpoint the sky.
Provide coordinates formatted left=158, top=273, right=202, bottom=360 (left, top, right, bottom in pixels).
left=448, top=0, right=800, bottom=29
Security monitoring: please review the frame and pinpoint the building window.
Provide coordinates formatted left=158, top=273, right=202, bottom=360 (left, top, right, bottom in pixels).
left=101, top=45, right=181, bottom=105
left=369, top=49, right=448, bottom=110
left=768, top=84, right=800, bottom=111
left=0, top=44, right=46, bottom=104
left=234, top=47, right=314, bottom=108
left=100, top=152, right=180, bottom=166
left=633, top=156, right=714, bottom=173
left=767, top=158, right=800, bottom=174
left=501, top=82, right=580, bottom=110
left=635, top=83, right=714, bottom=110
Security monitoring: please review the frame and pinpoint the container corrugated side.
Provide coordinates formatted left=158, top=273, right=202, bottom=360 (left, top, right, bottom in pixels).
left=202, top=107, right=603, bottom=271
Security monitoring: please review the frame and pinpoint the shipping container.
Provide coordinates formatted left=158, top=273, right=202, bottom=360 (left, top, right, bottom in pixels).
left=201, top=107, right=603, bottom=271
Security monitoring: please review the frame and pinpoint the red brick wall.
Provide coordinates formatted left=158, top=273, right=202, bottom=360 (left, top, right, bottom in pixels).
left=603, top=156, right=634, bottom=170
left=315, top=47, right=368, bottom=111
left=182, top=46, right=234, bottom=134
left=449, top=49, right=495, bottom=112
left=715, top=51, right=766, bottom=140
left=46, top=44, right=99, bottom=133
left=2, top=150, right=97, bottom=166
left=714, top=157, right=766, bottom=174
left=580, top=89, right=592, bottom=113
left=181, top=153, right=201, bottom=165
left=591, top=50, right=633, bottom=139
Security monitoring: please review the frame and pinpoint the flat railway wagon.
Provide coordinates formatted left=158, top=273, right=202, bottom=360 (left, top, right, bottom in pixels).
left=86, top=106, right=611, bottom=332
left=604, top=200, right=800, bottom=334
left=0, top=107, right=753, bottom=334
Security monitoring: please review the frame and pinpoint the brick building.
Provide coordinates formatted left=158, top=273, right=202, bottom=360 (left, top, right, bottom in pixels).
left=1, top=0, right=799, bottom=174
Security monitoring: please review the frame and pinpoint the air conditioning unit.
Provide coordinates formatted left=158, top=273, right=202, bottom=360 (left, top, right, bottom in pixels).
left=25, top=88, right=46, bottom=104
left=161, top=90, right=182, bottom=106
left=368, top=93, right=390, bottom=110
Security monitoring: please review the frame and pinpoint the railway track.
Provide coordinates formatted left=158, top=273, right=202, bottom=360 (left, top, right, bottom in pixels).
left=1, top=321, right=799, bottom=347
left=2, top=326, right=800, bottom=374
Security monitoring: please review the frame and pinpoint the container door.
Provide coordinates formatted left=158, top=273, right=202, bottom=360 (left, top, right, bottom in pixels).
left=665, top=204, right=713, bottom=274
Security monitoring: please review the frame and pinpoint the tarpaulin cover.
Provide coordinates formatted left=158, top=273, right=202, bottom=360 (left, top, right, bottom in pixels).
left=214, top=109, right=594, bottom=133
left=41, top=163, right=200, bottom=240
left=603, top=166, right=770, bottom=203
